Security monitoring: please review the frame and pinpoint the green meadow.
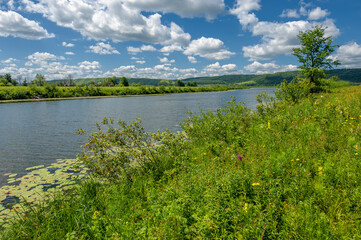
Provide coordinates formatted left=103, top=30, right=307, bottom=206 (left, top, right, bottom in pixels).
left=1, top=85, right=361, bottom=239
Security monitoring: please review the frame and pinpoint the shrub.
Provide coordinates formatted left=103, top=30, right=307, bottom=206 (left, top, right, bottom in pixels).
left=78, top=118, right=163, bottom=182
left=275, top=78, right=312, bottom=102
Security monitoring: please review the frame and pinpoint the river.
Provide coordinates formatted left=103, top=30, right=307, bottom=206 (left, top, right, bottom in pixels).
left=0, top=88, right=275, bottom=186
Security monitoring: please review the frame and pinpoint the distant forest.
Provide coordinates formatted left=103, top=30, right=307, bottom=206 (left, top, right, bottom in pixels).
left=47, top=68, right=361, bottom=87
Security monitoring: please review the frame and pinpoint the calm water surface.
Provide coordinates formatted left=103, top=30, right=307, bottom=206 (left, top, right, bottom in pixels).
left=0, top=88, right=274, bottom=186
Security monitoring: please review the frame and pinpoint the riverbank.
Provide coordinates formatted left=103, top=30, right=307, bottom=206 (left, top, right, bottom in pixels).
left=2, top=86, right=361, bottom=238
left=0, top=85, right=245, bottom=103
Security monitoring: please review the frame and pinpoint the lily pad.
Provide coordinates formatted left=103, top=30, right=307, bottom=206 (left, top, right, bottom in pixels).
left=0, top=158, right=89, bottom=224
left=25, top=165, right=45, bottom=171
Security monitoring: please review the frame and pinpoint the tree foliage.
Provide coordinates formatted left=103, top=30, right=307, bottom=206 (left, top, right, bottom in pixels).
left=0, top=73, right=18, bottom=86
left=120, top=77, right=129, bottom=87
left=292, top=25, right=340, bottom=86
left=175, top=79, right=185, bottom=87
left=31, top=74, right=47, bottom=86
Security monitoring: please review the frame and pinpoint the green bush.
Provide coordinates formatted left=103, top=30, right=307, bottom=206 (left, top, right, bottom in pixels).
left=78, top=118, right=182, bottom=182
left=275, top=78, right=312, bottom=102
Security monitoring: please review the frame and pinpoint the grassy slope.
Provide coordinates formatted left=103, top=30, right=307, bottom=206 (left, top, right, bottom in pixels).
left=2, top=87, right=361, bottom=239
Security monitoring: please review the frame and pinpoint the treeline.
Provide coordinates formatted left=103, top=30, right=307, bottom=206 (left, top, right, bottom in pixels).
left=0, top=73, right=20, bottom=86
left=1, top=73, right=197, bottom=88
left=183, top=68, right=361, bottom=86
left=0, top=85, right=238, bottom=101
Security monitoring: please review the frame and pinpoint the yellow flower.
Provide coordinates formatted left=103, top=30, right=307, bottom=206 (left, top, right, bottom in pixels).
left=252, top=182, right=260, bottom=186
left=244, top=203, right=248, bottom=212
left=203, top=153, right=207, bottom=155
left=356, top=153, right=359, bottom=156
left=93, top=211, right=100, bottom=219
left=318, top=167, right=324, bottom=176
left=10, top=207, right=19, bottom=212
left=267, top=121, right=271, bottom=130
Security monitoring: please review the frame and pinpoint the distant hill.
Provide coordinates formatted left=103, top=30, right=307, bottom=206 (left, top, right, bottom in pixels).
left=49, top=68, right=361, bottom=86
left=183, top=68, right=361, bottom=86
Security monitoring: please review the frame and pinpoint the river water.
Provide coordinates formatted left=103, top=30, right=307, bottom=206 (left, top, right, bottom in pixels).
left=0, top=88, right=275, bottom=186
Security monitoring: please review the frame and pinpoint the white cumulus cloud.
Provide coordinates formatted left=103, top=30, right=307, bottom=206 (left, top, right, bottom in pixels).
left=89, top=42, right=120, bottom=55
left=188, top=56, right=197, bottom=64
left=243, top=19, right=340, bottom=61
left=331, top=42, right=361, bottom=68
left=127, top=45, right=157, bottom=54
left=201, top=62, right=239, bottom=76
left=230, top=0, right=261, bottom=29
left=245, top=61, right=297, bottom=74
left=62, top=42, right=75, bottom=47
left=0, top=10, right=54, bottom=39
left=280, top=9, right=300, bottom=18
left=159, top=57, right=175, bottom=64
left=308, top=7, right=329, bottom=20
left=184, top=37, right=235, bottom=60
left=106, top=64, right=198, bottom=79
left=21, top=0, right=190, bottom=45
left=160, top=44, right=183, bottom=55
left=5, top=52, right=102, bottom=80
left=122, top=0, right=225, bottom=20
left=141, top=45, right=157, bottom=51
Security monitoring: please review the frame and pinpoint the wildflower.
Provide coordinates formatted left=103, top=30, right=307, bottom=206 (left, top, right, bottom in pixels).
left=93, top=211, right=100, bottom=219
left=10, top=207, right=19, bottom=212
left=252, top=182, right=260, bottom=186
left=356, top=153, right=359, bottom=156
left=267, top=121, right=271, bottom=130
left=296, top=158, right=300, bottom=161
left=318, top=167, right=324, bottom=175
left=237, top=154, right=242, bottom=161
left=203, top=153, right=207, bottom=155
left=244, top=203, right=248, bottom=212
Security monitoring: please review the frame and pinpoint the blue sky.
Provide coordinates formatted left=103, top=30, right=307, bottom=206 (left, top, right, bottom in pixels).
left=0, top=0, right=361, bottom=80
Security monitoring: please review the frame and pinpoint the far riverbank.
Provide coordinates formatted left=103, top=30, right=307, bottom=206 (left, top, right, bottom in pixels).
left=0, top=85, right=246, bottom=103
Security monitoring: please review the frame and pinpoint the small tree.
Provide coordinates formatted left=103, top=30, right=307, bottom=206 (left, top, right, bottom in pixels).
left=120, top=76, right=129, bottom=87
left=292, top=25, right=340, bottom=88
left=186, top=81, right=197, bottom=87
left=175, top=80, right=185, bottom=87
left=158, top=79, right=171, bottom=86
left=32, top=74, right=47, bottom=86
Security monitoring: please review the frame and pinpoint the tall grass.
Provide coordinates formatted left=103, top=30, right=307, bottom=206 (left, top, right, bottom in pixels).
left=2, top=87, right=361, bottom=239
